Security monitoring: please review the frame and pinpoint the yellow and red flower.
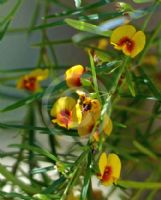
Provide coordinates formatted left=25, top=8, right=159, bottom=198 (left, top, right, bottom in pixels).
left=17, top=69, right=48, bottom=92
left=76, top=91, right=101, bottom=136
left=65, top=65, right=85, bottom=87
left=110, top=25, right=145, bottom=58
left=50, top=97, right=82, bottom=129
left=97, top=152, right=121, bottom=186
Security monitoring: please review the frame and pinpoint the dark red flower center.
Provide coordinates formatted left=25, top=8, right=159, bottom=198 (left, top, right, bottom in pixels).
left=83, top=102, right=92, bottom=112
left=118, top=36, right=134, bottom=53
left=102, top=166, right=112, bottom=182
left=23, top=76, right=37, bottom=91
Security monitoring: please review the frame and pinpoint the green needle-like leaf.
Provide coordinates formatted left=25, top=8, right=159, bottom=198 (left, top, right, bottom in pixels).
left=65, top=18, right=112, bottom=37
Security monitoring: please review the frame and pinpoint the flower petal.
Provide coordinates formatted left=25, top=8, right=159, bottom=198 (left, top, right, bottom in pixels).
left=130, top=31, right=146, bottom=58
left=50, top=97, right=76, bottom=117
left=78, top=112, right=94, bottom=136
left=110, top=25, right=136, bottom=49
left=65, top=65, right=85, bottom=87
left=70, top=103, right=82, bottom=128
left=107, top=153, right=121, bottom=181
left=30, top=69, right=49, bottom=81
left=99, top=152, right=108, bottom=177
left=103, top=114, right=113, bottom=136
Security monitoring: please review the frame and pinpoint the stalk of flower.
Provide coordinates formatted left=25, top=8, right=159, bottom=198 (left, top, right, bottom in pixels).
left=50, top=96, right=82, bottom=129
left=97, top=152, right=121, bottom=186
left=17, top=69, right=49, bottom=92
left=110, top=24, right=146, bottom=58
left=65, top=65, right=86, bottom=87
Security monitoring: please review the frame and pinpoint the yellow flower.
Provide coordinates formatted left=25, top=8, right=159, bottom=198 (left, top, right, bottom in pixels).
left=65, top=65, right=85, bottom=87
left=17, top=69, right=48, bottom=92
left=110, top=25, right=145, bottom=58
left=50, top=97, right=82, bottom=129
left=98, top=152, right=121, bottom=186
left=76, top=91, right=101, bottom=136
left=77, top=90, right=101, bottom=121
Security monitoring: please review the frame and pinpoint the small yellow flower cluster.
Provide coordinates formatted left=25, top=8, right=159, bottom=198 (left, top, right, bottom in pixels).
left=50, top=64, right=121, bottom=186
left=17, top=69, right=49, bottom=92
left=50, top=65, right=113, bottom=140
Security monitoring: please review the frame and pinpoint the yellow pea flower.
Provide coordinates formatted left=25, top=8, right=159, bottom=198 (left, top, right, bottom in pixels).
left=76, top=91, right=101, bottom=136
left=110, top=25, right=145, bottom=58
left=17, top=69, right=48, bottom=92
left=50, top=97, right=82, bottom=129
left=98, top=152, right=121, bottom=186
left=65, top=65, right=85, bottom=87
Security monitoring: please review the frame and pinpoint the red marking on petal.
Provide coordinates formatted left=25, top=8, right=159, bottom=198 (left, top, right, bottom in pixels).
left=101, top=166, right=112, bottom=182
left=23, top=77, right=37, bottom=91
left=118, top=37, right=135, bottom=53
left=59, top=109, right=72, bottom=128
left=73, top=77, right=82, bottom=87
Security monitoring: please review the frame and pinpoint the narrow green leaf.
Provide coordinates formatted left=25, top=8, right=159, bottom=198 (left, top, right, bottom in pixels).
left=133, top=140, right=157, bottom=159
left=0, top=122, right=79, bottom=137
left=10, top=144, right=59, bottom=162
left=1, top=92, right=43, bottom=112
left=80, top=170, right=91, bottom=200
left=0, top=191, right=32, bottom=200
left=133, top=0, right=153, bottom=3
left=96, top=60, right=122, bottom=74
left=33, top=20, right=65, bottom=30
left=88, top=51, right=101, bottom=102
left=80, top=152, right=91, bottom=200
left=139, top=68, right=161, bottom=100
left=0, top=122, right=49, bottom=132
left=65, top=18, right=112, bottom=37
left=43, top=177, right=66, bottom=194
left=32, top=166, right=54, bottom=174
left=0, top=0, right=22, bottom=25
left=45, top=1, right=107, bottom=19
left=0, top=20, right=11, bottom=40
left=118, top=180, right=161, bottom=189
left=125, top=68, right=136, bottom=97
